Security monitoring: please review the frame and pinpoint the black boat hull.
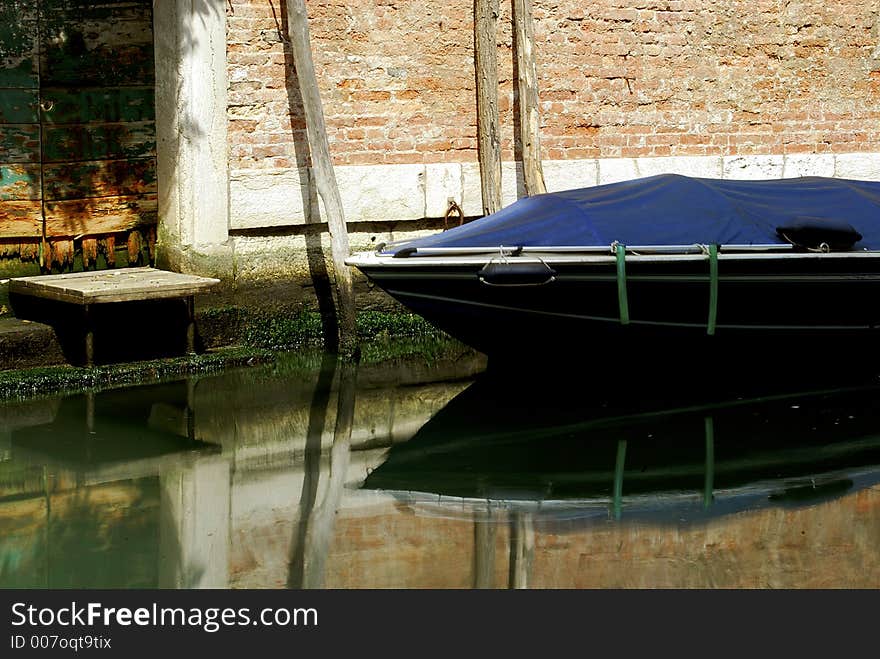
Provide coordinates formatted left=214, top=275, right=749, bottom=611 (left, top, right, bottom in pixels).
left=356, top=253, right=880, bottom=373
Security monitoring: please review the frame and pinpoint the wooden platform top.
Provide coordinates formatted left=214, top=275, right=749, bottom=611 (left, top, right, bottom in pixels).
left=9, top=267, right=220, bottom=305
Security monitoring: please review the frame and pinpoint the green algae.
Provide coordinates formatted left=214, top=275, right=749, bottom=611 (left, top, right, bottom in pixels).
left=0, top=347, right=275, bottom=402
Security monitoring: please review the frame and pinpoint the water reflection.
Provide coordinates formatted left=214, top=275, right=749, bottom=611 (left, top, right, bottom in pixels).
left=1, top=350, right=879, bottom=589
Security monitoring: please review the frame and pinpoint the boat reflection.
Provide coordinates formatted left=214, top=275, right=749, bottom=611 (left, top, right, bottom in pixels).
left=363, top=373, right=880, bottom=523
left=359, top=373, right=880, bottom=587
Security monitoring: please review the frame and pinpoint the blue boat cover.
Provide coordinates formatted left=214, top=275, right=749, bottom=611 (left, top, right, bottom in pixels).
left=381, top=174, right=880, bottom=254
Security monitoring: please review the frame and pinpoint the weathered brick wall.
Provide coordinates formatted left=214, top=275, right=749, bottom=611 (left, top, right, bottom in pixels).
left=227, top=0, right=880, bottom=170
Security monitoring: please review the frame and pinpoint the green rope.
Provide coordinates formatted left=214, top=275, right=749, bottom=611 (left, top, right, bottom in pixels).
left=615, top=244, right=630, bottom=325
left=707, top=244, right=718, bottom=335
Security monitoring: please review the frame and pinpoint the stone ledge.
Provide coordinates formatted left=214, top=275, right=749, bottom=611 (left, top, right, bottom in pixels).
left=229, top=152, right=880, bottom=229
left=0, top=318, right=67, bottom=371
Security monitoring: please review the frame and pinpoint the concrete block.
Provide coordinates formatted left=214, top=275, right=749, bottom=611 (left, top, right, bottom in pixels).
left=782, top=153, right=835, bottom=178
left=460, top=161, right=485, bottom=216
left=723, top=155, right=785, bottom=179
left=335, top=164, right=426, bottom=221
left=424, top=163, right=463, bottom=217
left=543, top=159, right=599, bottom=192
left=229, top=168, right=309, bottom=229
left=597, top=158, right=639, bottom=184
left=835, top=153, right=880, bottom=180
left=0, top=318, right=66, bottom=371
left=636, top=155, right=723, bottom=178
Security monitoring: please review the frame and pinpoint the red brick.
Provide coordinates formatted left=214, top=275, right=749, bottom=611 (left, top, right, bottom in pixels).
left=227, top=0, right=880, bottom=168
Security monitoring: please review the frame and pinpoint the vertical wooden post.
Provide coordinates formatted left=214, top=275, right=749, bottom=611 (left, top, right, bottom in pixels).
left=83, top=303, right=94, bottom=367
left=612, top=439, right=627, bottom=520
left=473, top=503, right=497, bottom=588
left=285, top=0, right=357, bottom=357
left=703, top=416, right=715, bottom=510
left=475, top=0, right=502, bottom=215
left=512, top=0, right=547, bottom=195
left=185, top=295, right=196, bottom=355
left=508, top=511, right=535, bottom=589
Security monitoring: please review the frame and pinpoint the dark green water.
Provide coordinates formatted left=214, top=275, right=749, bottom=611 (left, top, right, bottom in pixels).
left=2, top=349, right=879, bottom=588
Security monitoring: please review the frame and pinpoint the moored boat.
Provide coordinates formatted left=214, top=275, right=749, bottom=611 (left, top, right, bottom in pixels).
left=346, top=174, right=880, bottom=369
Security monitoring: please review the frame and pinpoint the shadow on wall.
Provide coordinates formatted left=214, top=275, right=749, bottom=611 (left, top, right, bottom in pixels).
left=268, top=0, right=341, bottom=352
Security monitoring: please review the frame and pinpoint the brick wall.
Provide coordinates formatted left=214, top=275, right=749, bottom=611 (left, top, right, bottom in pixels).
left=226, top=0, right=880, bottom=171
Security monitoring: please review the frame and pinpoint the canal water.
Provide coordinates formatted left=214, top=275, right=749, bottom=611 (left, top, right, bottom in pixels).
left=1, top=345, right=879, bottom=589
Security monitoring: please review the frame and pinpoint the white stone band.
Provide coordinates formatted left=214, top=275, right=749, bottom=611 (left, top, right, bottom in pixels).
left=229, top=152, right=880, bottom=230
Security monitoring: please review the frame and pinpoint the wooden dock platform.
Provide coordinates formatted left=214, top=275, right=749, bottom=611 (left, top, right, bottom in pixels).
left=9, top=267, right=220, bottom=366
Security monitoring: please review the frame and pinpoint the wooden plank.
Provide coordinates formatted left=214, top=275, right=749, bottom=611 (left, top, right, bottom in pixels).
left=43, top=44, right=155, bottom=88
left=0, top=164, right=41, bottom=200
left=0, top=242, right=21, bottom=258
left=19, top=241, right=39, bottom=261
left=0, top=88, right=38, bottom=123
left=474, top=0, right=502, bottom=216
left=0, top=125, right=41, bottom=162
left=100, top=235, right=116, bottom=266
left=39, top=2, right=154, bottom=87
left=42, top=121, right=155, bottom=163
left=0, top=18, right=38, bottom=89
left=48, top=239, right=74, bottom=271
left=42, top=0, right=148, bottom=10
left=43, top=158, right=156, bottom=201
left=0, top=201, right=41, bottom=237
left=512, top=0, right=547, bottom=195
left=81, top=237, right=97, bottom=269
left=9, top=267, right=219, bottom=304
left=126, top=227, right=143, bottom=265
left=40, top=87, right=155, bottom=125
left=44, top=194, right=157, bottom=238
left=0, top=0, right=37, bottom=22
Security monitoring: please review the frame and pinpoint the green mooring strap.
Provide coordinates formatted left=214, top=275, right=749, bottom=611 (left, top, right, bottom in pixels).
left=615, top=244, right=630, bottom=325
left=707, top=244, right=718, bottom=335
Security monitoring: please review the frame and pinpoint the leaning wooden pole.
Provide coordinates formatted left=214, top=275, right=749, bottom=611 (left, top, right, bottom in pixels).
left=475, top=0, right=502, bottom=215
left=285, top=0, right=357, bottom=356
left=512, top=0, right=547, bottom=195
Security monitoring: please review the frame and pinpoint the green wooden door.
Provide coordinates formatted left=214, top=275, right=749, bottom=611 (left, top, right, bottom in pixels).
left=0, top=0, right=156, bottom=271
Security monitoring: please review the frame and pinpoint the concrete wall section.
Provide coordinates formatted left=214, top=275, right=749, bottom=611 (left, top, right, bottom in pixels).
left=155, top=0, right=231, bottom=270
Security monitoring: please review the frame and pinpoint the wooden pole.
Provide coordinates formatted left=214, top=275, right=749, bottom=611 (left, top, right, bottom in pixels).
left=512, top=0, right=547, bottom=195
left=475, top=0, right=502, bottom=215
left=285, top=0, right=357, bottom=357
left=508, top=511, right=535, bottom=589
left=473, top=502, right=497, bottom=588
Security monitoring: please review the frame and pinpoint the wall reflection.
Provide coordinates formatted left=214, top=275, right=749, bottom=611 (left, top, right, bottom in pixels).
left=2, top=351, right=879, bottom=589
